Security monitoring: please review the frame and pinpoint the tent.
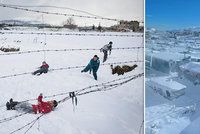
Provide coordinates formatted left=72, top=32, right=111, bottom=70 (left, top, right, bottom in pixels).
left=179, top=62, right=200, bottom=84
left=146, top=51, right=189, bottom=73
left=147, top=76, right=186, bottom=100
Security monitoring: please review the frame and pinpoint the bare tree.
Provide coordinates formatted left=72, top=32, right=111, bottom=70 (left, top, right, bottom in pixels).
left=63, top=17, right=77, bottom=29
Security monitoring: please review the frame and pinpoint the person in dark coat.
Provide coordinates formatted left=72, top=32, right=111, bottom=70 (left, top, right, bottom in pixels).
left=6, top=94, right=58, bottom=114
left=81, top=55, right=100, bottom=80
left=32, top=61, right=49, bottom=75
left=100, top=41, right=113, bottom=62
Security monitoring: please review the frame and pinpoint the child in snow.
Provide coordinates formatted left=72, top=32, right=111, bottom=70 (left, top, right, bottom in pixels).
left=81, top=55, right=100, bottom=80
left=100, top=41, right=113, bottom=62
left=6, top=94, right=58, bottom=114
left=32, top=61, right=49, bottom=75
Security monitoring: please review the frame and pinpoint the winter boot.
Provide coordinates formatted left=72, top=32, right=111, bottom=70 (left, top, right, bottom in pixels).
left=6, top=102, right=11, bottom=110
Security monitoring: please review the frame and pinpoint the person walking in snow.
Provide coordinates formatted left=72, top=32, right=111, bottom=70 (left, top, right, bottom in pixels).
left=100, top=41, right=113, bottom=62
left=81, top=55, right=100, bottom=80
left=6, top=94, right=58, bottom=114
left=32, top=61, right=49, bottom=75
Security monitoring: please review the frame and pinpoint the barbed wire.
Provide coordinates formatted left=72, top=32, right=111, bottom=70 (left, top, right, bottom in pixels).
left=0, top=4, right=104, bottom=18
left=0, top=60, right=143, bottom=79
left=0, top=4, right=143, bottom=23
left=0, top=72, right=32, bottom=79
left=139, top=120, right=144, bottom=134
left=0, top=31, right=143, bottom=37
left=3, top=73, right=143, bottom=134
left=0, top=47, right=144, bottom=56
left=23, top=115, right=42, bottom=134
left=9, top=114, right=44, bottom=134
left=0, top=74, right=140, bottom=128
left=0, top=73, right=141, bottom=109
left=56, top=73, right=143, bottom=104
left=0, top=112, right=28, bottom=123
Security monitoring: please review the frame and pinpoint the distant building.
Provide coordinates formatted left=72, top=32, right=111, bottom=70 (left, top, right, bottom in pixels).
left=109, top=20, right=143, bottom=32
left=119, top=20, right=139, bottom=31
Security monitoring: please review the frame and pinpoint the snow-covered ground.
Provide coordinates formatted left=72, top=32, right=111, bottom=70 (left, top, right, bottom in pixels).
left=0, top=30, right=144, bottom=134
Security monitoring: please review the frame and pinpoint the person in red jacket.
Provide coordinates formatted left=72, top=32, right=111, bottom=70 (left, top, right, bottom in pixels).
left=32, top=61, right=49, bottom=75
left=6, top=94, right=58, bottom=114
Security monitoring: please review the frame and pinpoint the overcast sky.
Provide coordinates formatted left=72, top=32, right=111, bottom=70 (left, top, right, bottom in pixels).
left=0, top=0, right=143, bottom=26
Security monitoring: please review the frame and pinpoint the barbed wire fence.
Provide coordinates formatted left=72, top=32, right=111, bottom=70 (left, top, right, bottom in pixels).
left=9, top=114, right=44, bottom=134
left=0, top=46, right=144, bottom=56
left=0, top=4, right=105, bottom=18
left=0, top=73, right=143, bottom=109
left=0, top=31, right=143, bottom=37
left=0, top=3, right=143, bottom=24
left=0, top=60, right=143, bottom=79
left=0, top=73, right=144, bottom=134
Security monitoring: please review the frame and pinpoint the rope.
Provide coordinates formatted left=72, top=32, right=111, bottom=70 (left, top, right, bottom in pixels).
left=0, top=60, right=143, bottom=79
left=0, top=31, right=143, bottom=37
left=0, top=47, right=144, bottom=56
left=0, top=3, right=143, bottom=23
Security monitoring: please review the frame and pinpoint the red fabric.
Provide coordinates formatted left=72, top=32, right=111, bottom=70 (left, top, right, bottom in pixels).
left=40, top=64, right=49, bottom=69
left=32, top=95, right=53, bottom=114
left=38, top=95, right=43, bottom=104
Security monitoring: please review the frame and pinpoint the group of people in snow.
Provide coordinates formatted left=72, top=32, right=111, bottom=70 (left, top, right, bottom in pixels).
left=32, top=41, right=113, bottom=80
left=6, top=41, right=137, bottom=115
left=5, top=42, right=113, bottom=114
left=81, top=41, right=112, bottom=80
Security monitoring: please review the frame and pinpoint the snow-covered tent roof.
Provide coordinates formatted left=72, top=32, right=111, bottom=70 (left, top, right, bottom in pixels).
left=146, top=51, right=188, bottom=62
left=150, top=76, right=186, bottom=91
left=180, top=62, right=200, bottom=73
left=190, top=52, right=200, bottom=59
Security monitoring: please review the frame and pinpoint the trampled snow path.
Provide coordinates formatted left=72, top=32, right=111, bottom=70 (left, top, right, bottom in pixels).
left=0, top=31, right=144, bottom=134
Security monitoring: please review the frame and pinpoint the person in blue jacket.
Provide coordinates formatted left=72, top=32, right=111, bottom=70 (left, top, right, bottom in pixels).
left=81, top=55, right=100, bottom=80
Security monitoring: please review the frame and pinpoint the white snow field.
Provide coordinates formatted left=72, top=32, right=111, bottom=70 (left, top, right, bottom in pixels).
left=0, top=30, right=144, bottom=134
